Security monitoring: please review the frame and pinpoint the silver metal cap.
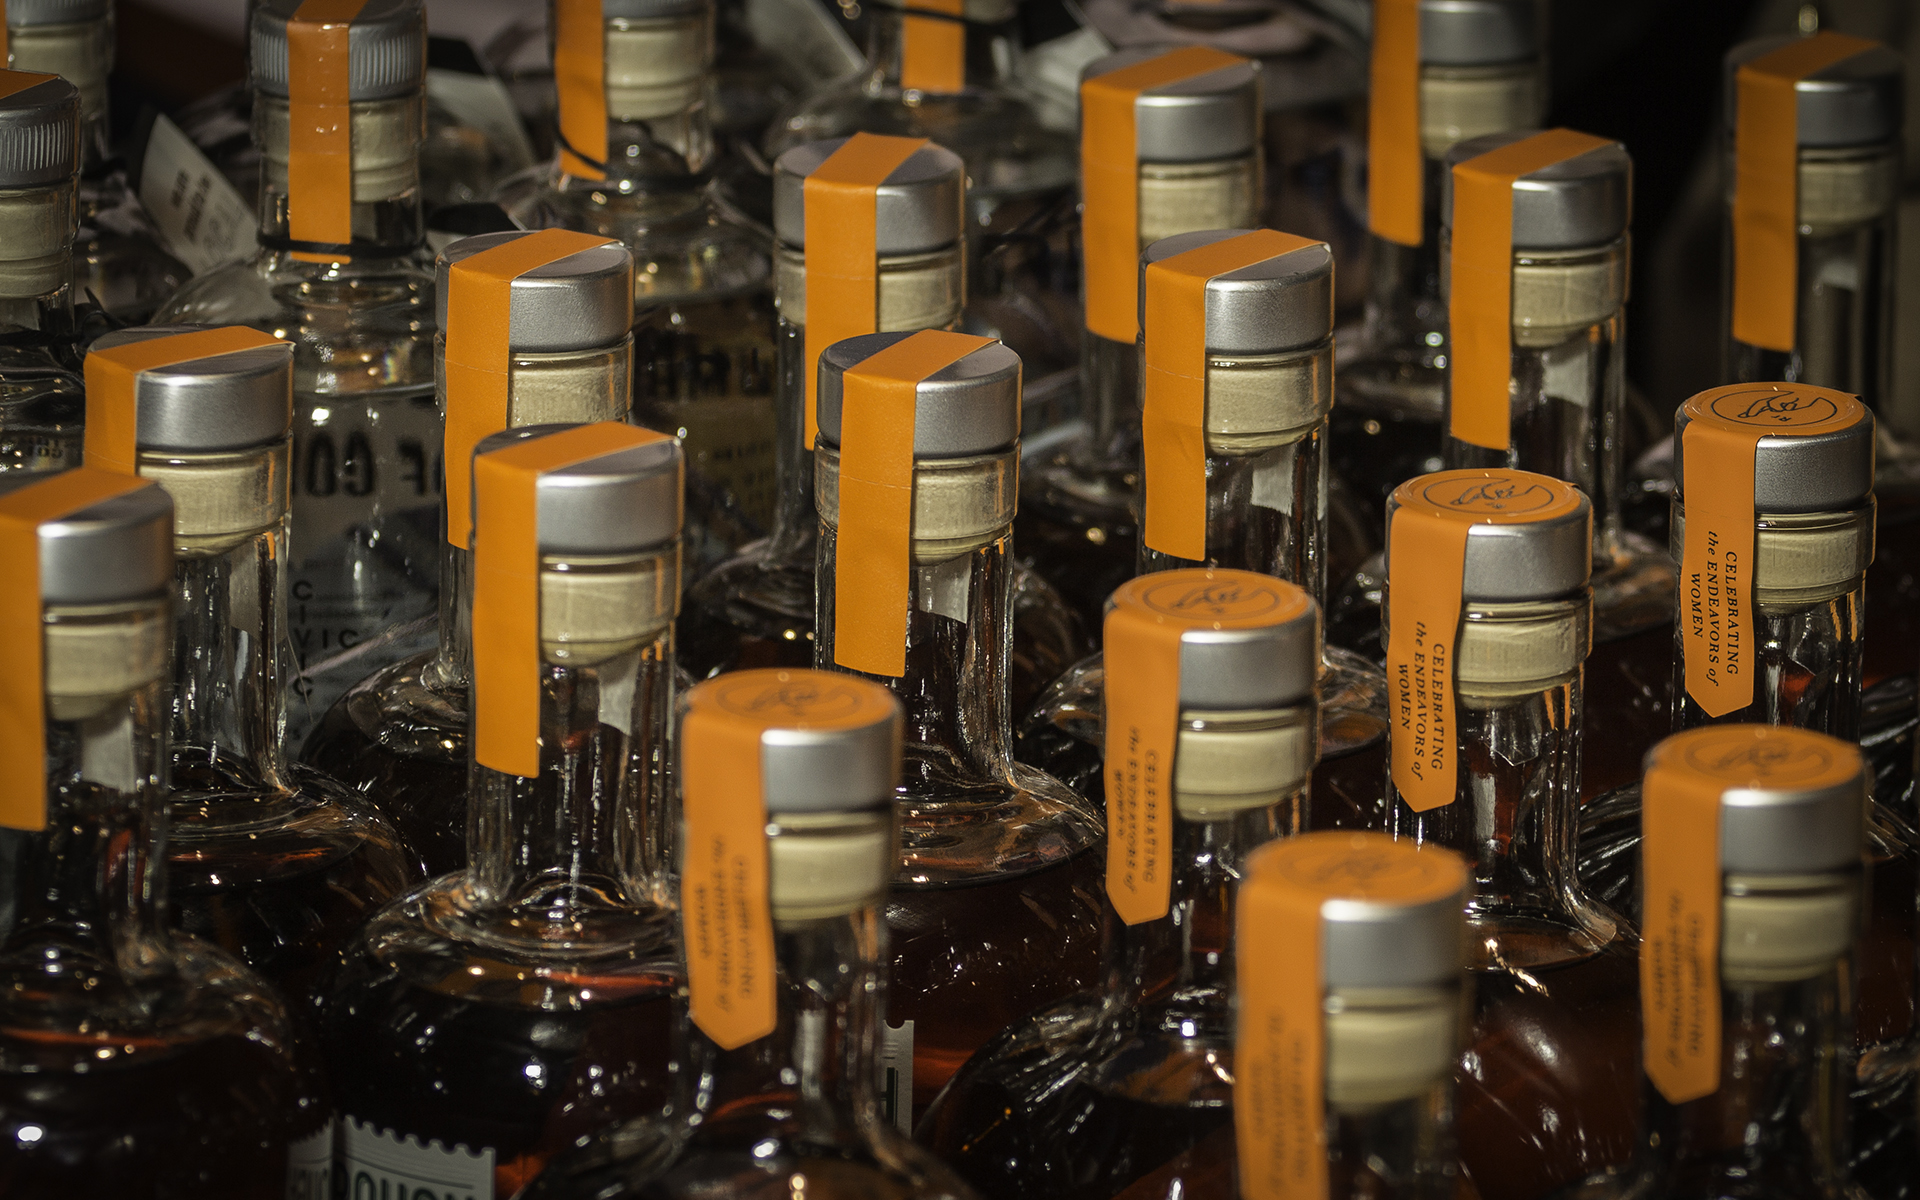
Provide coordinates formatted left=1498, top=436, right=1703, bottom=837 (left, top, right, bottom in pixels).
left=1673, top=383, right=1875, bottom=513
left=1725, top=37, right=1903, bottom=149
left=472, top=424, right=683, bottom=555
left=816, top=332, right=1021, bottom=458
left=1419, top=0, right=1541, bottom=67
left=1082, top=49, right=1261, bottom=165
left=684, top=669, right=904, bottom=815
left=1647, top=726, right=1867, bottom=875
left=1140, top=230, right=1334, bottom=354
left=88, top=326, right=294, bottom=452
left=0, top=73, right=79, bottom=188
left=1245, top=831, right=1468, bottom=989
left=1386, top=470, right=1592, bottom=602
left=0, top=472, right=174, bottom=605
left=6, top=0, right=111, bottom=25
left=1443, top=130, right=1632, bottom=250
left=1109, top=570, right=1320, bottom=709
left=772, top=138, right=966, bottom=256
left=251, top=0, right=427, bottom=102
left=435, top=232, right=635, bottom=353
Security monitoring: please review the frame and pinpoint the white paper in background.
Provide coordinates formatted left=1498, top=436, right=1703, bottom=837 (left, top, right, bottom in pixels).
left=742, top=0, right=865, bottom=87
left=340, top=1116, right=495, bottom=1200
left=879, top=1018, right=914, bottom=1132
left=1016, top=25, right=1111, bottom=131
left=428, top=68, right=538, bottom=175
left=286, top=1121, right=335, bottom=1200
left=138, top=113, right=256, bottom=276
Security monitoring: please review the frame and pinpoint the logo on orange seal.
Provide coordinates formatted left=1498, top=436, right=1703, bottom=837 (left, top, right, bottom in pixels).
left=1136, top=572, right=1308, bottom=625
left=1678, top=726, right=1846, bottom=788
left=1418, top=473, right=1564, bottom=515
left=1706, top=384, right=1843, bottom=428
left=709, top=670, right=886, bottom=726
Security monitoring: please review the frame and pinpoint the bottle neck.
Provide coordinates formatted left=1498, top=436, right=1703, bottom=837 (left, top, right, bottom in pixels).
left=560, top=13, right=717, bottom=197
left=423, top=541, right=474, bottom=693
left=1077, top=331, right=1143, bottom=480
left=865, top=3, right=1019, bottom=93
left=762, top=318, right=818, bottom=564
left=255, top=88, right=426, bottom=257
left=0, top=179, right=78, bottom=326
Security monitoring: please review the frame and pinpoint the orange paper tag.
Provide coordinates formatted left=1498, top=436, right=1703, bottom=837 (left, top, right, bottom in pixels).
left=901, top=0, right=965, bottom=94
left=443, top=229, right=619, bottom=549
left=1236, top=831, right=1466, bottom=1200
left=286, top=0, right=370, bottom=262
left=554, top=0, right=609, bottom=181
left=1386, top=471, right=1583, bottom=811
left=802, top=133, right=929, bottom=450
left=0, top=469, right=158, bottom=831
left=1104, top=570, right=1312, bottom=924
left=1731, top=33, right=1878, bottom=354
left=83, top=327, right=288, bottom=477
left=832, top=329, right=993, bottom=678
left=1678, top=383, right=1866, bottom=718
left=1366, top=0, right=1421, bottom=246
left=1640, top=725, right=1861, bottom=1104
left=471, top=422, right=672, bottom=778
left=680, top=668, right=898, bottom=1050
left=1142, top=229, right=1319, bottom=560
left=1448, top=128, right=1614, bottom=451
left=1081, top=47, right=1249, bottom=344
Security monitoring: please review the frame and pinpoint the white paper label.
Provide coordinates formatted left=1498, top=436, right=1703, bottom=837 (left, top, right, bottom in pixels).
left=80, top=710, right=137, bottom=794
left=286, top=1121, right=334, bottom=1200
left=914, top=554, right=973, bottom=624
left=340, top=1116, right=495, bottom=1200
left=427, top=68, right=537, bottom=176
left=879, top=1018, right=914, bottom=1132
left=1250, top=444, right=1295, bottom=514
left=137, top=113, right=256, bottom=276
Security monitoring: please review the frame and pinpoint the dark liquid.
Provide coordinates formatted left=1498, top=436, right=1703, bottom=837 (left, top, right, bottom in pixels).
left=303, top=699, right=469, bottom=879
left=1013, top=493, right=1139, bottom=642
left=1581, top=623, right=1676, bottom=803
left=320, top=960, right=678, bottom=1198
left=1310, top=740, right=1391, bottom=832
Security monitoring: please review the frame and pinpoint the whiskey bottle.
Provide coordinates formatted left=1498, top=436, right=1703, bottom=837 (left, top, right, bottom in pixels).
left=318, top=421, right=684, bottom=1199
left=497, top=0, right=776, bottom=571
left=923, top=566, right=1323, bottom=1191
left=1018, top=47, right=1262, bottom=634
left=0, top=71, right=85, bottom=477
left=1564, top=724, right=1867, bottom=1200
left=1333, top=0, right=1544, bottom=532
left=81, top=323, right=418, bottom=1008
left=1383, top=468, right=1640, bottom=1199
left=0, top=468, right=327, bottom=1196
left=303, top=227, right=636, bottom=877
left=525, top=668, right=980, bottom=1200
left=814, top=329, right=1105, bottom=1125
left=155, top=0, right=439, bottom=751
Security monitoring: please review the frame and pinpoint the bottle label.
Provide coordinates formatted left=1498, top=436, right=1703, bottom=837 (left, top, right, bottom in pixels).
left=340, top=1116, right=495, bottom=1200
left=879, top=1017, right=914, bottom=1132
left=136, top=113, right=257, bottom=276
left=285, top=1120, right=334, bottom=1200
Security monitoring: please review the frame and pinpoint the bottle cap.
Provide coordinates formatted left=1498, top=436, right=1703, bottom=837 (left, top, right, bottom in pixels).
left=1107, top=570, right=1319, bottom=710
left=601, top=0, right=707, bottom=16
left=1647, top=726, right=1866, bottom=875
left=250, top=0, right=426, bottom=101
left=772, top=137, right=966, bottom=255
left=816, top=331, right=1021, bottom=457
left=1140, top=229, right=1333, bottom=354
left=5, top=0, right=110, bottom=24
left=1385, top=469, right=1591, bottom=602
left=0, top=472, right=173, bottom=604
left=1082, top=48, right=1261, bottom=163
left=0, top=72, right=78, bottom=189
left=87, top=326, right=294, bottom=453
left=472, top=423, right=682, bottom=554
left=1726, top=35, right=1903, bottom=148
left=1673, top=383, right=1874, bottom=513
left=1443, top=129, right=1631, bottom=249
left=1418, top=0, right=1539, bottom=67
left=684, top=669, right=903, bottom=814
left=436, top=231, right=634, bottom=353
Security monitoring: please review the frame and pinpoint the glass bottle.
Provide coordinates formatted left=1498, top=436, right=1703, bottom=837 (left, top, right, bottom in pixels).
left=1382, top=468, right=1640, bottom=1200
left=82, top=323, right=419, bottom=1010
left=0, top=72, right=85, bottom=478
left=6, top=0, right=188, bottom=324
left=1332, top=0, right=1544, bottom=533
left=302, top=228, right=636, bottom=878
left=1019, top=47, right=1262, bottom=635
left=814, top=330, right=1105, bottom=1125
left=1562, top=724, right=1867, bottom=1200
left=155, top=0, right=440, bottom=751
left=0, top=470, right=327, bottom=1196
left=318, top=422, right=685, bottom=1200
left=497, top=0, right=776, bottom=575
left=525, top=667, right=982, bottom=1200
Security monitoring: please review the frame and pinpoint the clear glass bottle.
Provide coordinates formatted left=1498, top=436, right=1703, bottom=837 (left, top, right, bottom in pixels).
left=1019, top=48, right=1263, bottom=636
left=813, top=331, right=1105, bottom=1125
left=154, top=0, right=440, bottom=751
left=1332, top=0, right=1544, bottom=533
left=1382, top=468, right=1641, bottom=1200
left=525, top=667, right=982, bottom=1200
left=0, top=72, right=86, bottom=478
left=6, top=0, right=189, bottom=324
left=1562, top=724, right=1867, bottom=1200
left=497, top=0, right=776, bottom=574
left=0, top=470, right=327, bottom=1196
left=302, top=229, right=636, bottom=878
left=923, top=567, right=1324, bottom=1192
left=318, top=422, right=685, bottom=1199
